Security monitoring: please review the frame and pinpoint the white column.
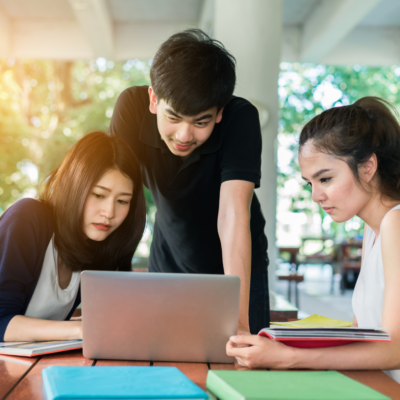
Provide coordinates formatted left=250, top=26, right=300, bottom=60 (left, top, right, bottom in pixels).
left=68, top=0, right=114, bottom=59
left=214, top=0, right=282, bottom=290
left=0, top=8, right=10, bottom=57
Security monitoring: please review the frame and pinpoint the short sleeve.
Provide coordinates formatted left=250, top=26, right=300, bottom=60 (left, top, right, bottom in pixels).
left=0, top=199, right=53, bottom=340
left=219, top=99, right=262, bottom=188
left=108, top=86, right=149, bottom=163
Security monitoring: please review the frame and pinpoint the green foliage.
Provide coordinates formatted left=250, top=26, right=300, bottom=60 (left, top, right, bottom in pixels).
left=0, top=58, right=152, bottom=214
left=2, top=59, right=400, bottom=243
left=0, top=66, right=30, bottom=211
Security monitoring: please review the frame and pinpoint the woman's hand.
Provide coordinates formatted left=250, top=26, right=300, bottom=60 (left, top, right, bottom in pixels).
left=227, top=334, right=295, bottom=369
left=73, top=320, right=83, bottom=340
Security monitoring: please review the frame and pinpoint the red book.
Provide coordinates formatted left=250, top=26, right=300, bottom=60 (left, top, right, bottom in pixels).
left=258, top=327, right=391, bottom=349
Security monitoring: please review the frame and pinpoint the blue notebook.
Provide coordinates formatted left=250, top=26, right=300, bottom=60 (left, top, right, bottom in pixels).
left=42, top=366, right=209, bottom=400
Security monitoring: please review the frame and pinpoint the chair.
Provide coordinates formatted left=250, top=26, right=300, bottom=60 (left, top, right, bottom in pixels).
left=340, top=241, right=362, bottom=293
left=296, top=237, right=341, bottom=293
left=277, top=247, right=304, bottom=307
left=276, top=270, right=304, bottom=307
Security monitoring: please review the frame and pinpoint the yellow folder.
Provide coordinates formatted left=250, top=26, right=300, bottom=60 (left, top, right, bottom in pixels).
left=270, top=314, right=352, bottom=328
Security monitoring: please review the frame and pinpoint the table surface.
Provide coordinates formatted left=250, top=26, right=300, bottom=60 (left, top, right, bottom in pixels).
left=2, top=349, right=400, bottom=400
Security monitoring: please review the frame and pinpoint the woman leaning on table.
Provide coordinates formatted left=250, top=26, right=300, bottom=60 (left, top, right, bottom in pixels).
left=227, top=97, right=400, bottom=383
left=0, top=132, right=146, bottom=342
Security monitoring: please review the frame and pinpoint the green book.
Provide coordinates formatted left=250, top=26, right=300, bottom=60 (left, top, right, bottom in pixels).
left=206, top=370, right=391, bottom=400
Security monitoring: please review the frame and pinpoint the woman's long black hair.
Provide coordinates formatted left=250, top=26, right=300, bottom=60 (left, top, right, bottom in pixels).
left=39, top=132, right=146, bottom=272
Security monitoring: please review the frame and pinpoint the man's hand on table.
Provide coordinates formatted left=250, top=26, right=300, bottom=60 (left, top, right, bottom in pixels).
left=227, top=334, right=295, bottom=369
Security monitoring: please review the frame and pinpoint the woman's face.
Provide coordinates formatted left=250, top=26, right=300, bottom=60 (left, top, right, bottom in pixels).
left=299, top=142, right=370, bottom=223
left=83, top=169, right=133, bottom=241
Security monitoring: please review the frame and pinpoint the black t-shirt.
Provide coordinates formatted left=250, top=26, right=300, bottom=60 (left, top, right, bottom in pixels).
left=109, top=86, right=268, bottom=275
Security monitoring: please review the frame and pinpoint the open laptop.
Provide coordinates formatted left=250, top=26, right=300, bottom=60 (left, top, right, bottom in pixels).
left=81, top=271, right=240, bottom=363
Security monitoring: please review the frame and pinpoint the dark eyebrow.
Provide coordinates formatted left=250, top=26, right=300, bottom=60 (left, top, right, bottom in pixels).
left=165, top=108, right=182, bottom=119
left=193, top=113, right=213, bottom=122
left=165, top=108, right=213, bottom=122
left=302, top=169, right=331, bottom=181
left=94, top=185, right=133, bottom=196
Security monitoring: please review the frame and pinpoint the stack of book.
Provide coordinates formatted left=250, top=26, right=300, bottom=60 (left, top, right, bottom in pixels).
left=258, top=314, right=391, bottom=348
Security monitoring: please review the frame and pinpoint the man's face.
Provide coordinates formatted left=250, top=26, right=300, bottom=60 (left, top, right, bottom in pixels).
left=149, top=87, right=223, bottom=160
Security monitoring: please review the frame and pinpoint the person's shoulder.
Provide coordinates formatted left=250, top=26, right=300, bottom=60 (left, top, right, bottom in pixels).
left=1, top=198, right=53, bottom=230
left=5, top=198, right=50, bottom=216
left=381, top=206, right=400, bottom=236
left=223, top=96, right=258, bottom=116
left=113, top=85, right=150, bottom=123
left=379, top=207, right=400, bottom=275
left=118, top=85, right=150, bottom=105
left=219, top=96, right=261, bottom=140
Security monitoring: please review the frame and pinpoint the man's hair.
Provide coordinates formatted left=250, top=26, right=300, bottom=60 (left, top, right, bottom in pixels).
left=150, top=29, right=236, bottom=116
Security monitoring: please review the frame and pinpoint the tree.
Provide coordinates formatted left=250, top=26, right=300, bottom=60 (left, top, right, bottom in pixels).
left=2, top=59, right=400, bottom=246
left=0, top=58, right=153, bottom=214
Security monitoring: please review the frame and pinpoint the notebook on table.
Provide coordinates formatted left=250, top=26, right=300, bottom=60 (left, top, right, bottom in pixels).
left=259, top=326, right=391, bottom=348
left=0, top=340, right=82, bottom=357
left=206, top=370, right=390, bottom=400
left=42, top=366, right=209, bottom=400
left=261, top=314, right=391, bottom=348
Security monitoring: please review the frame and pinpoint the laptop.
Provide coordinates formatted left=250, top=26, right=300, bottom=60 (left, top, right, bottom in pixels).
left=81, top=271, right=240, bottom=363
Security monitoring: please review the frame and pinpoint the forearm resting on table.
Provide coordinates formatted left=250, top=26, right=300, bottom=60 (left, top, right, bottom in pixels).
left=4, top=315, right=82, bottom=342
left=291, top=339, right=400, bottom=371
left=218, top=210, right=251, bottom=333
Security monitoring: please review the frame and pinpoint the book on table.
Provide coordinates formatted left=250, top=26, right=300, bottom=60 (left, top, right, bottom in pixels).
left=206, top=370, right=390, bottom=400
left=42, top=366, right=209, bottom=400
left=0, top=340, right=82, bottom=357
left=259, top=314, right=391, bottom=348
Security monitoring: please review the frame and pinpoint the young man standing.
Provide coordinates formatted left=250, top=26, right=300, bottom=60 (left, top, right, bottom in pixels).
left=109, top=30, right=269, bottom=335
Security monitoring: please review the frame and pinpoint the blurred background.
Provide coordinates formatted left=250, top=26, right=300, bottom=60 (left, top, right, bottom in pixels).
left=1, top=0, right=400, bottom=320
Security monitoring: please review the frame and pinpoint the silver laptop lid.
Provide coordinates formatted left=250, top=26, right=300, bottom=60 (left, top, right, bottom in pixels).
left=81, top=271, right=240, bottom=363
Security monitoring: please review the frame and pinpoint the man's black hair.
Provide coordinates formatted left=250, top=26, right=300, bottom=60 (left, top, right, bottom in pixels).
left=150, top=29, right=236, bottom=116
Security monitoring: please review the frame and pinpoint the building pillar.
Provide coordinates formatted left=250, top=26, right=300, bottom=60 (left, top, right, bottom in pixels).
left=214, top=0, right=283, bottom=290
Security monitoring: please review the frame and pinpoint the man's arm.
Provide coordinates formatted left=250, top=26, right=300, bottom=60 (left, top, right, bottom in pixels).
left=218, top=180, right=254, bottom=334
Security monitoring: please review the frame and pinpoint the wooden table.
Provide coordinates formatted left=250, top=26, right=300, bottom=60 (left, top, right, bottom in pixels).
left=2, top=349, right=400, bottom=399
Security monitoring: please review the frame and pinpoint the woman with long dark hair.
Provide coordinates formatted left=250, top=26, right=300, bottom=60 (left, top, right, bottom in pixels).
left=0, top=132, right=146, bottom=342
left=226, top=97, right=400, bottom=382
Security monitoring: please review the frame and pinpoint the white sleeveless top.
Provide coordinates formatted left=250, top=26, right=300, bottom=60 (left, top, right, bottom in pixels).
left=25, top=236, right=80, bottom=320
left=352, top=204, right=400, bottom=383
